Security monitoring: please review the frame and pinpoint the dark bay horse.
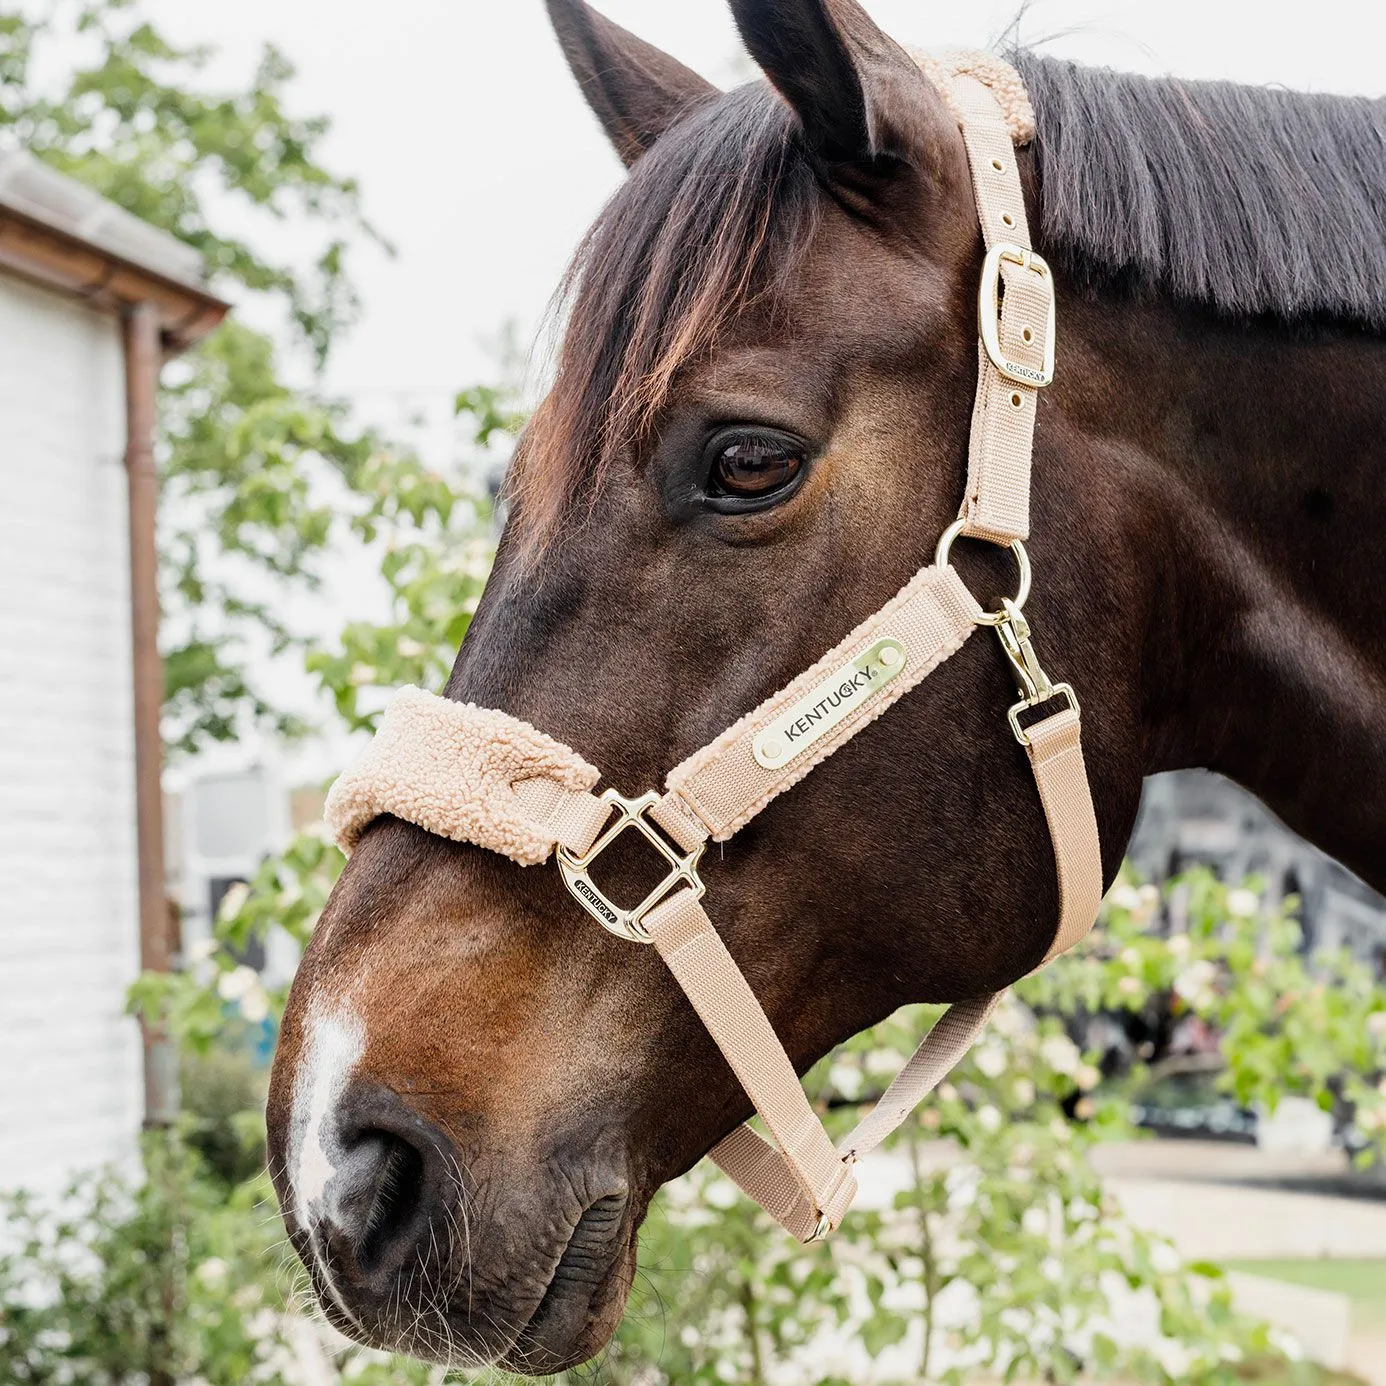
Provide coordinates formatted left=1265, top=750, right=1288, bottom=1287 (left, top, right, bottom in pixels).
left=266, top=0, right=1386, bottom=1371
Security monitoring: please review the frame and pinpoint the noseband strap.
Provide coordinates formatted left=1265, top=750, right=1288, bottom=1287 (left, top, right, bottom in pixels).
left=323, top=55, right=1103, bottom=1244
left=326, top=686, right=611, bottom=866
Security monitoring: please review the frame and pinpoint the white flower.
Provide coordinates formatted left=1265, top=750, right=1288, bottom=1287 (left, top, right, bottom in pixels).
left=990, top=996, right=1029, bottom=1039
left=1226, top=887, right=1260, bottom=918
left=1138, top=884, right=1159, bottom=907
left=186, top=937, right=219, bottom=964
left=1368, top=1011, right=1386, bottom=1040
left=1108, top=883, right=1142, bottom=912
left=1021, top=1206, right=1049, bottom=1237
left=864, top=1047, right=901, bottom=1078
left=1156, top=1340, right=1194, bottom=1378
left=1173, top=959, right=1218, bottom=1004
left=396, top=637, right=427, bottom=659
left=1012, top=1078, right=1036, bottom=1108
left=348, top=663, right=378, bottom=686
left=974, top=1043, right=1007, bottom=1080
left=218, top=965, right=270, bottom=1023
left=1075, top=1063, right=1102, bottom=1092
left=1039, top=1033, right=1080, bottom=1076
left=1166, top=933, right=1190, bottom=957
left=217, top=965, right=259, bottom=1002
left=216, top=882, right=250, bottom=921
left=1119, top=947, right=1142, bottom=969
left=1150, top=1241, right=1181, bottom=1274
left=937, top=1083, right=958, bottom=1103
left=828, top=1062, right=862, bottom=1099
left=704, top=1177, right=738, bottom=1210
left=461, top=544, right=494, bottom=581
left=1118, top=975, right=1143, bottom=998
left=195, top=1257, right=228, bottom=1287
left=239, top=983, right=271, bottom=1025
left=976, top=1105, right=1003, bottom=1134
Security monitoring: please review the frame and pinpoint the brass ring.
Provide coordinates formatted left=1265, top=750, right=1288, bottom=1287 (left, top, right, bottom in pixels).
left=934, top=518, right=1031, bottom=626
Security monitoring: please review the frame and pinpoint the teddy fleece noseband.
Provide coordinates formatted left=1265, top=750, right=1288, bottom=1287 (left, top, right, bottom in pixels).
left=325, top=56, right=1103, bottom=1244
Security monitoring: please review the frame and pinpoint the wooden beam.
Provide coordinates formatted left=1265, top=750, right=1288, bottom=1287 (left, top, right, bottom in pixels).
left=124, top=301, right=176, bottom=1127
left=0, top=208, right=227, bottom=350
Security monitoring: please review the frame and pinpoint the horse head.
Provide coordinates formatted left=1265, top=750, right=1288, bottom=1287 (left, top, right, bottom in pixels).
left=267, top=0, right=1150, bottom=1369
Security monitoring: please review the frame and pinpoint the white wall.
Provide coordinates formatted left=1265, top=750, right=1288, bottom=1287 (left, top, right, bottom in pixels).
left=0, top=271, right=142, bottom=1192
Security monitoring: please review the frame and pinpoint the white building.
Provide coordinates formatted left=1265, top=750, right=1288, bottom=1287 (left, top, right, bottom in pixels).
left=0, top=151, right=225, bottom=1191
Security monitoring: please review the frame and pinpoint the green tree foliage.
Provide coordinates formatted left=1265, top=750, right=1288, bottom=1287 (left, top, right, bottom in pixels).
left=0, top=0, right=410, bottom=754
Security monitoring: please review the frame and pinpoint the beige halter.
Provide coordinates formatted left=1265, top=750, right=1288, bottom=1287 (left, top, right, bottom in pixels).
left=325, top=56, right=1103, bottom=1244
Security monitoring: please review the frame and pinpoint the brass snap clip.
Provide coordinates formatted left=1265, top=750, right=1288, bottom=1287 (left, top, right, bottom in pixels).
left=993, top=597, right=1079, bottom=745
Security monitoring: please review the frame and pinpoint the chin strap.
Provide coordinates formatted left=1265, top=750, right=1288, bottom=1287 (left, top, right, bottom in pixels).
left=324, top=55, right=1104, bottom=1245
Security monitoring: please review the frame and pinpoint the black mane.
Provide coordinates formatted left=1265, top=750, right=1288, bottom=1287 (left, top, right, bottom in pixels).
left=1015, top=52, right=1386, bottom=329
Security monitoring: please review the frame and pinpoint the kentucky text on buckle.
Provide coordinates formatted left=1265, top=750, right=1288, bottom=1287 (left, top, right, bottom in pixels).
left=752, top=637, right=908, bottom=770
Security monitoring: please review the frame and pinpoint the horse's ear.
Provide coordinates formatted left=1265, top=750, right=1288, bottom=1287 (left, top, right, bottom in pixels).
left=546, top=0, right=717, bottom=168
left=728, top=0, right=943, bottom=171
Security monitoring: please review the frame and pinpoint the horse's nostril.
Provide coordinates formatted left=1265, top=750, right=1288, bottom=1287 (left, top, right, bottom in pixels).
left=322, top=1118, right=431, bottom=1277
left=355, top=1130, right=426, bottom=1270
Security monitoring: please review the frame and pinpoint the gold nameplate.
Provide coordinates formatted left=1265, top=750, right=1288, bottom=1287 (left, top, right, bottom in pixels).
left=752, top=637, right=908, bottom=771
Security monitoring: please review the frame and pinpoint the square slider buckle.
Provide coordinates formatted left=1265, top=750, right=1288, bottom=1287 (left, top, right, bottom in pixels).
left=978, top=242, right=1055, bottom=389
left=556, top=789, right=706, bottom=943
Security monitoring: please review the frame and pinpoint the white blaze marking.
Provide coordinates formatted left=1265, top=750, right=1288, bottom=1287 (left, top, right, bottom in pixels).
left=290, top=1005, right=365, bottom=1228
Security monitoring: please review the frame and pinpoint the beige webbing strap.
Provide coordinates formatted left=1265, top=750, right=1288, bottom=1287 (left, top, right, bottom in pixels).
left=645, top=888, right=858, bottom=1241
left=947, top=73, right=1052, bottom=546
left=1027, top=705, right=1104, bottom=962
left=644, top=696, right=1101, bottom=1242
left=651, top=564, right=981, bottom=852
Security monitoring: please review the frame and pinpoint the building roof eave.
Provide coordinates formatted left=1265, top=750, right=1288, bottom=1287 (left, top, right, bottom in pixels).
left=0, top=151, right=230, bottom=353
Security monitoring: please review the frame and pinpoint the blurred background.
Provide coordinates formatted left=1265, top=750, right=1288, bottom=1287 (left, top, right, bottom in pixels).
left=2, top=1, right=1385, bottom=1383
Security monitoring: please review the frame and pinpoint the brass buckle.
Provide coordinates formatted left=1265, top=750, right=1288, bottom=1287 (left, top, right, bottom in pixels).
left=978, top=242, right=1055, bottom=388
left=994, top=597, right=1079, bottom=745
left=556, top=789, right=705, bottom=944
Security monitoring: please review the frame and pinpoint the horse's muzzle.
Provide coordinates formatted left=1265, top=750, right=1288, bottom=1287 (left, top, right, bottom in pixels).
left=275, top=1079, right=635, bottom=1373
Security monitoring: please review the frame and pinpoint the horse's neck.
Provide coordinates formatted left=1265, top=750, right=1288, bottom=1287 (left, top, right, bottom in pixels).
left=1064, top=290, right=1386, bottom=893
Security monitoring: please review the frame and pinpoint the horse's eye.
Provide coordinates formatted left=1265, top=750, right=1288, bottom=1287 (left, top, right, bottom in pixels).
left=707, top=429, right=806, bottom=500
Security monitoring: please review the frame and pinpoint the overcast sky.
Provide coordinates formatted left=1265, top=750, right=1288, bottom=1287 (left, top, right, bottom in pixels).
left=145, top=0, right=1386, bottom=463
